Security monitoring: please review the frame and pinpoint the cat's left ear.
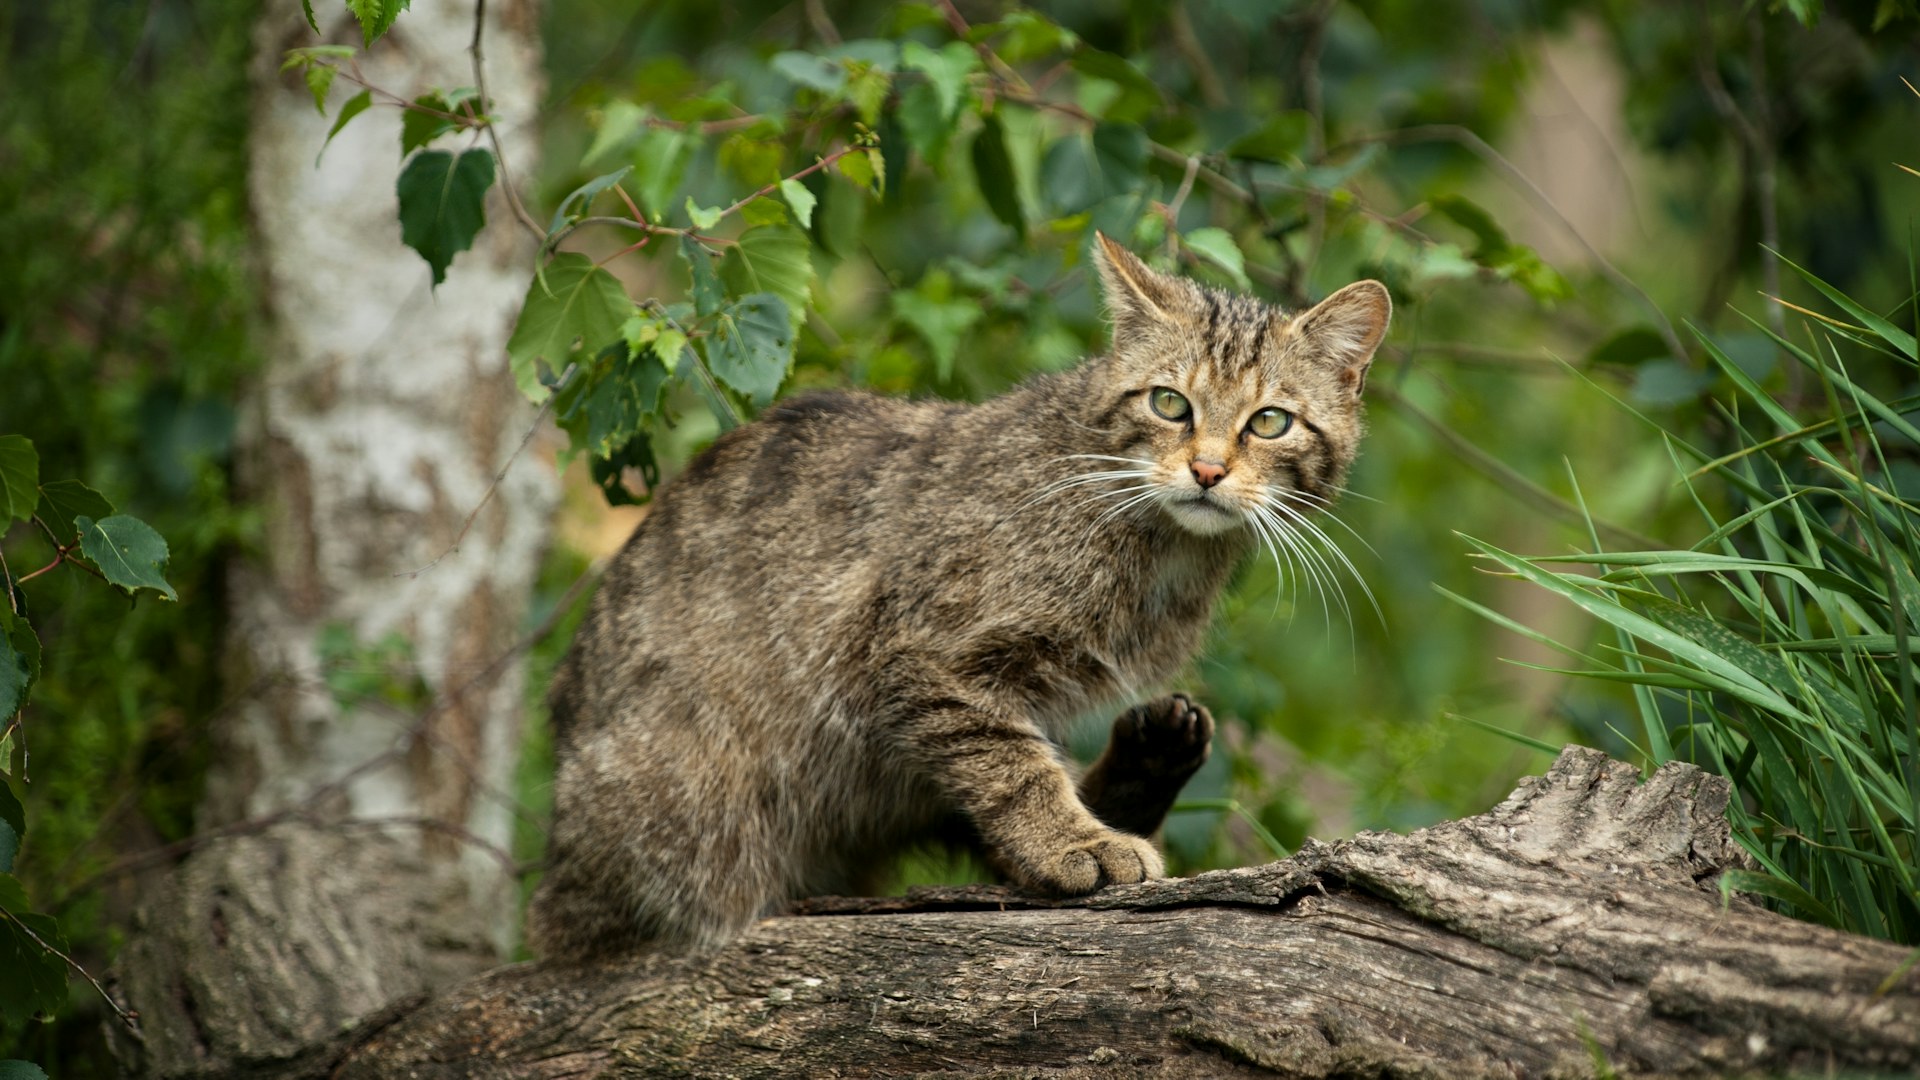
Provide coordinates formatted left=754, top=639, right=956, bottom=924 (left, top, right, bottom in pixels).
left=1091, top=231, right=1190, bottom=340
left=1290, top=280, right=1391, bottom=398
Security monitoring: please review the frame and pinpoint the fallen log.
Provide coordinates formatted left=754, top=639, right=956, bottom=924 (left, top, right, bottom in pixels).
left=143, top=748, right=1920, bottom=1077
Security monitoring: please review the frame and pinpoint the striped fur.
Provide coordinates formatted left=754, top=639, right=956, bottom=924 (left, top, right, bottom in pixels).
left=527, top=235, right=1389, bottom=957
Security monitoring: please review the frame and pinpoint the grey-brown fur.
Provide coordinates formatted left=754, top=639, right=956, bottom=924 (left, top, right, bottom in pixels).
left=528, top=235, right=1389, bottom=957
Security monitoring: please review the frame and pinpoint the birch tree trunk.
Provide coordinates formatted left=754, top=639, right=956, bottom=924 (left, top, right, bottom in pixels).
left=114, top=1, right=552, bottom=1074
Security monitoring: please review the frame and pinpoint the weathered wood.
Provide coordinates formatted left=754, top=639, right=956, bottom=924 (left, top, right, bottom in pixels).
left=278, top=747, right=1917, bottom=1078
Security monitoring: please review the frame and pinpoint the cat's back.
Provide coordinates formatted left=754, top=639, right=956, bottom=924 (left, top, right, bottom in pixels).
left=624, top=387, right=967, bottom=571
left=552, top=388, right=980, bottom=738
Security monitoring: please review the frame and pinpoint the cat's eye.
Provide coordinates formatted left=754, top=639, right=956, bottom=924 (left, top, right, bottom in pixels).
left=1247, top=407, right=1293, bottom=439
left=1149, top=388, right=1191, bottom=423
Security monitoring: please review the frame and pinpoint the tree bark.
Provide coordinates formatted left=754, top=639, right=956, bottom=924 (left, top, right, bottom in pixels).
left=178, top=746, right=1918, bottom=1079
left=113, top=0, right=551, bottom=1074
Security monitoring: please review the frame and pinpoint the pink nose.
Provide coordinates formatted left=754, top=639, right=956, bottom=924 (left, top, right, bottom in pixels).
left=1190, top=459, right=1226, bottom=488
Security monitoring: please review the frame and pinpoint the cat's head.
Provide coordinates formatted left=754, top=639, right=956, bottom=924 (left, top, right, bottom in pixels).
left=1085, top=233, right=1389, bottom=538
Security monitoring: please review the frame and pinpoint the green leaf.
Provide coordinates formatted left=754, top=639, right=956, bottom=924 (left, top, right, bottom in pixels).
left=400, top=92, right=461, bottom=155
left=843, top=64, right=892, bottom=127
left=988, top=10, right=1079, bottom=62
left=0, top=1060, right=51, bottom=1080
left=506, top=253, right=635, bottom=402
left=898, top=81, right=956, bottom=171
left=34, top=480, right=112, bottom=548
left=75, top=515, right=176, bottom=601
left=720, top=226, right=814, bottom=330
left=708, top=294, right=795, bottom=404
left=0, top=878, right=69, bottom=1027
left=1589, top=326, right=1670, bottom=367
left=836, top=147, right=883, bottom=197
left=1069, top=48, right=1162, bottom=121
left=0, top=437, right=38, bottom=526
left=582, top=101, right=647, bottom=170
left=740, top=198, right=789, bottom=227
left=900, top=40, right=978, bottom=121
left=685, top=198, right=722, bottom=231
left=625, top=126, right=696, bottom=217
left=548, top=166, right=632, bottom=235
left=971, top=114, right=1025, bottom=237
left=1430, top=193, right=1511, bottom=254
left=396, top=148, right=495, bottom=287
left=589, top=433, right=660, bottom=507
left=0, top=610, right=38, bottom=730
left=1226, top=111, right=1311, bottom=163
left=0, top=780, right=22, bottom=872
left=892, top=270, right=983, bottom=382
left=654, top=329, right=688, bottom=372
left=576, top=343, right=672, bottom=458
left=301, top=0, right=318, bottom=33
left=346, top=0, right=405, bottom=46
left=679, top=235, right=727, bottom=317
left=303, top=63, right=336, bottom=114
left=779, top=178, right=816, bottom=230
left=772, top=51, right=846, bottom=93
left=319, top=89, right=373, bottom=162
left=1183, top=227, right=1250, bottom=289
left=1091, top=122, right=1148, bottom=198
left=280, top=45, right=355, bottom=72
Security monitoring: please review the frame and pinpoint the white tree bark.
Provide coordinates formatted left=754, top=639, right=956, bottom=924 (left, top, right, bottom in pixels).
left=115, top=1, right=552, bottom=1073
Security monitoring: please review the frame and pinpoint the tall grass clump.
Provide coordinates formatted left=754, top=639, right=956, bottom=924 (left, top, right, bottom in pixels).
left=1452, top=255, right=1920, bottom=945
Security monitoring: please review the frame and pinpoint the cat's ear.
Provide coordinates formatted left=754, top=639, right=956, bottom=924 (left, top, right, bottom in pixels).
left=1091, top=232, right=1189, bottom=338
left=1291, top=280, right=1391, bottom=398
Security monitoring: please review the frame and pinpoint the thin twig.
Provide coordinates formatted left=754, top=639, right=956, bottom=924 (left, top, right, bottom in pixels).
left=395, top=362, right=575, bottom=578
left=718, top=144, right=858, bottom=219
left=1162, top=154, right=1202, bottom=252
left=802, top=0, right=841, bottom=46
left=469, top=0, right=544, bottom=242
left=0, top=905, right=142, bottom=1037
left=1168, top=3, right=1228, bottom=108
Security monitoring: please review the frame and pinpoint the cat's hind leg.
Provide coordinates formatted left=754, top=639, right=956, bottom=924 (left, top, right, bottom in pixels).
left=1078, top=694, right=1213, bottom=838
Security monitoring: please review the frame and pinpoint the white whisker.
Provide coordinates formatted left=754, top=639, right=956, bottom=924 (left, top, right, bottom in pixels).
left=1265, top=497, right=1382, bottom=631
left=1251, top=503, right=1335, bottom=635
left=1273, top=488, right=1380, bottom=560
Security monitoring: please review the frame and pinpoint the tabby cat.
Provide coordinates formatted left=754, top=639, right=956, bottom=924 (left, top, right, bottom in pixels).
left=528, top=235, right=1389, bottom=957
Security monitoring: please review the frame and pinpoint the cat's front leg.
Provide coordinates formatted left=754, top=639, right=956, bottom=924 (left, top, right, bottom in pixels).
left=893, top=680, right=1163, bottom=895
left=1078, top=693, right=1214, bottom=838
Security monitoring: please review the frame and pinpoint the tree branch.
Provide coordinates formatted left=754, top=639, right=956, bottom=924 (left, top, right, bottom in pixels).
left=216, top=747, right=1917, bottom=1080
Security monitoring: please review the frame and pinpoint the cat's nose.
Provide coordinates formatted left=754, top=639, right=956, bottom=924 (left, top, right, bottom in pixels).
left=1190, top=459, right=1227, bottom=488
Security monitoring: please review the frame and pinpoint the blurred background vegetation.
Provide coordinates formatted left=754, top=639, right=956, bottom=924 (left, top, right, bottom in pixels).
left=4, top=0, right=1920, bottom=1069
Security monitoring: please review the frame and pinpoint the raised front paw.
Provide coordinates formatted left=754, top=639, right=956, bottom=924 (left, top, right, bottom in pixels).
left=1024, top=829, right=1165, bottom=896
left=1110, top=693, right=1213, bottom=780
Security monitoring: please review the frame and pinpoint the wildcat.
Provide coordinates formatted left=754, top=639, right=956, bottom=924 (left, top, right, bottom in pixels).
left=527, top=234, right=1389, bottom=957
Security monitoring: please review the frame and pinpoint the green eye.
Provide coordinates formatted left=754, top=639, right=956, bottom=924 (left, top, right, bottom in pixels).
left=1149, top=388, right=1191, bottom=422
left=1247, top=407, right=1293, bottom=439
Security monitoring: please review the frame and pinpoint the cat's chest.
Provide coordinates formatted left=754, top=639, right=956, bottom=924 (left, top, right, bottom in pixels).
left=1084, top=538, right=1236, bottom=679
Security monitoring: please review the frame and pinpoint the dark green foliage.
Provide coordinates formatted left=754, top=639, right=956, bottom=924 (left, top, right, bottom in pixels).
left=0, top=0, right=260, bottom=1067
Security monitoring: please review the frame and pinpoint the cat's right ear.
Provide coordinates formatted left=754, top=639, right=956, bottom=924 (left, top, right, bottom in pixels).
left=1091, top=232, right=1188, bottom=339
